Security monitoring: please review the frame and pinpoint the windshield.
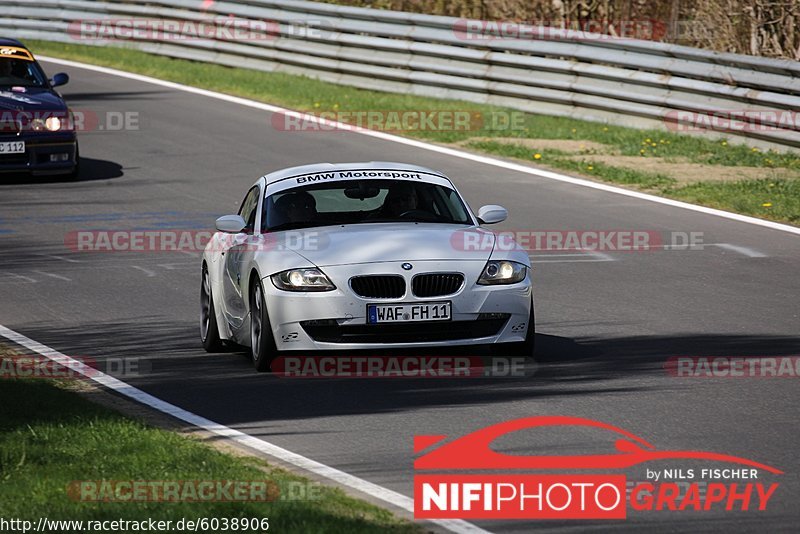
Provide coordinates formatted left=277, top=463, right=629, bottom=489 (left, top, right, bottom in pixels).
left=263, top=179, right=473, bottom=231
left=0, top=55, right=49, bottom=88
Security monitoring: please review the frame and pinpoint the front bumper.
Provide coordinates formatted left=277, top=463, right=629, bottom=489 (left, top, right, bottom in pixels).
left=262, top=260, right=532, bottom=351
left=0, top=133, right=78, bottom=175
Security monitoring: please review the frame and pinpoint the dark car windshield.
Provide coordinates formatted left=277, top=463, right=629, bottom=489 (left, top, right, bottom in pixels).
left=263, top=179, right=473, bottom=231
left=0, top=56, right=49, bottom=88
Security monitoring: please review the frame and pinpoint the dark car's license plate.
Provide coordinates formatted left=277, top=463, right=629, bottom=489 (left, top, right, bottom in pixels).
left=0, top=141, right=25, bottom=154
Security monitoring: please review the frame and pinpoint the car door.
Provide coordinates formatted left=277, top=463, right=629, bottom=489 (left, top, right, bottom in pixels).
left=222, top=185, right=262, bottom=335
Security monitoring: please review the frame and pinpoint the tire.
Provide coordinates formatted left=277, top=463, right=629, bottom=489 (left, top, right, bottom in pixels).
left=200, top=265, right=224, bottom=352
left=67, top=143, right=80, bottom=180
left=249, top=277, right=277, bottom=372
left=493, top=296, right=535, bottom=359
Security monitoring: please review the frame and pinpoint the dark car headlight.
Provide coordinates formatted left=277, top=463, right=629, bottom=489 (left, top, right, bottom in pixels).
left=477, top=260, right=527, bottom=285
left=271, top=268, right=336, bottom=292
left=45, top=116, right=62, bottom=131
left=30, top=118, right=47, bottom=132
left=30, top=117, right=63, bottom=132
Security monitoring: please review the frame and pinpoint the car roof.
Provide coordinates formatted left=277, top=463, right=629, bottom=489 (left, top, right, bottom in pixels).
left=0, top=38, right=27, bottom=48
left=262, top=162, right=448, bottom=185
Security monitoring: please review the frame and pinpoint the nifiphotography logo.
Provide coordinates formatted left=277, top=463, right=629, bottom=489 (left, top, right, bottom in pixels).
left=413, top=416, right=782, bottom=520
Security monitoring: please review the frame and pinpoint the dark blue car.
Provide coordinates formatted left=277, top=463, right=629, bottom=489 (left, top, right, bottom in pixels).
left=0, top=38, right=78, bottom=177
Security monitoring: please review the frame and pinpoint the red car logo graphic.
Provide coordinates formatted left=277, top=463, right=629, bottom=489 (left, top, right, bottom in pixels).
left=414, top=416, right=783, bottom=473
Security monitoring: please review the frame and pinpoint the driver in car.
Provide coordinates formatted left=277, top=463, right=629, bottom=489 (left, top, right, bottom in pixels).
left=273, top=191, right=318, bottom=225
left=377, top=182, right=419, bottom=218
left=0, top=58, right=30, bottom=83
left=0, top=59, right=13, bottom=80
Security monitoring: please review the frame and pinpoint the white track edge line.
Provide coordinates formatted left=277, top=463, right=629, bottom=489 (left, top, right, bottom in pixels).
left=710, top=243, right=768, bottom=258
left=0, top=324, right=488, bottom=534
left=39, top=56, right=800, bottom=237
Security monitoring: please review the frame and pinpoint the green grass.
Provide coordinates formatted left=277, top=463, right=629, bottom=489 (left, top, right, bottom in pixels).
left=27, top=40, right=800, bottom=224
left=668, top=178, right=800, bottom=223
left=466, top=140, right=677, bottom=189
left=0, top=352, right=419, bottom=532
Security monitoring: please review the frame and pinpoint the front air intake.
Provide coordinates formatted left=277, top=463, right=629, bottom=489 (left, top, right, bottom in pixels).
left=350, top=275, right=406, bottom=299
left=412, top=273, right=464, bottom=297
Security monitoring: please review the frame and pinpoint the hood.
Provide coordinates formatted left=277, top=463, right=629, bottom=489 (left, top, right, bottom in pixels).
left=285, top=223, right=496, bottom=267
left=0, top=87, right=66, bottom=112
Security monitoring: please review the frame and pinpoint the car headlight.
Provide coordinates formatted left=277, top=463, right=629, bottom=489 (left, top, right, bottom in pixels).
left=477, top=260, right=527, bottom=285
left=45, top=116, right=62, bottom=131
left=30, top=118, right=46, bottom=132
left=271, top=268, right=336, bottom=292
left=29, top=117, right=64, bottom=132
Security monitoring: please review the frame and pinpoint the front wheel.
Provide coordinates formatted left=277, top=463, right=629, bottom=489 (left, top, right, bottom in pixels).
left=249, top=278, right=277, bottom=372
left=493, top=297, right=535, bottom=358
left=200, top=265, right=224, bottom=352
left=67, top=143, right=80, bottom=180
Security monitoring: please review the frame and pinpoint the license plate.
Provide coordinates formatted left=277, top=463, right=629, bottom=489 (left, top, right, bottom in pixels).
left=0, top=141, right=24, bottom=154
left=367, top=301, right=451, bottom=324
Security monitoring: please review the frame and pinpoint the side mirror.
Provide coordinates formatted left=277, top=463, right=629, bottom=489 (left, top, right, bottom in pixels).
left=477, top=205, right=508, bottom=225
left=215, top=215, right=246, bottom=234
left=50, top=73, right=69, bottom=87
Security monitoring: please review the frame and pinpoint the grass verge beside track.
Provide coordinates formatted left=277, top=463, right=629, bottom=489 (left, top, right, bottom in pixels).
left=0, top=346, right=419, bottom=533
left=29, top=40, right=800, bottom=225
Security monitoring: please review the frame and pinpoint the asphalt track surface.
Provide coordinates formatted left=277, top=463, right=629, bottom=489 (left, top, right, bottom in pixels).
left=1, top=60, right=799, bottom=533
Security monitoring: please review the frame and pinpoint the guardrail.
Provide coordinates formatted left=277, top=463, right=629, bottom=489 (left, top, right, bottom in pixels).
left=3, top=0, right=799, bottom=149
